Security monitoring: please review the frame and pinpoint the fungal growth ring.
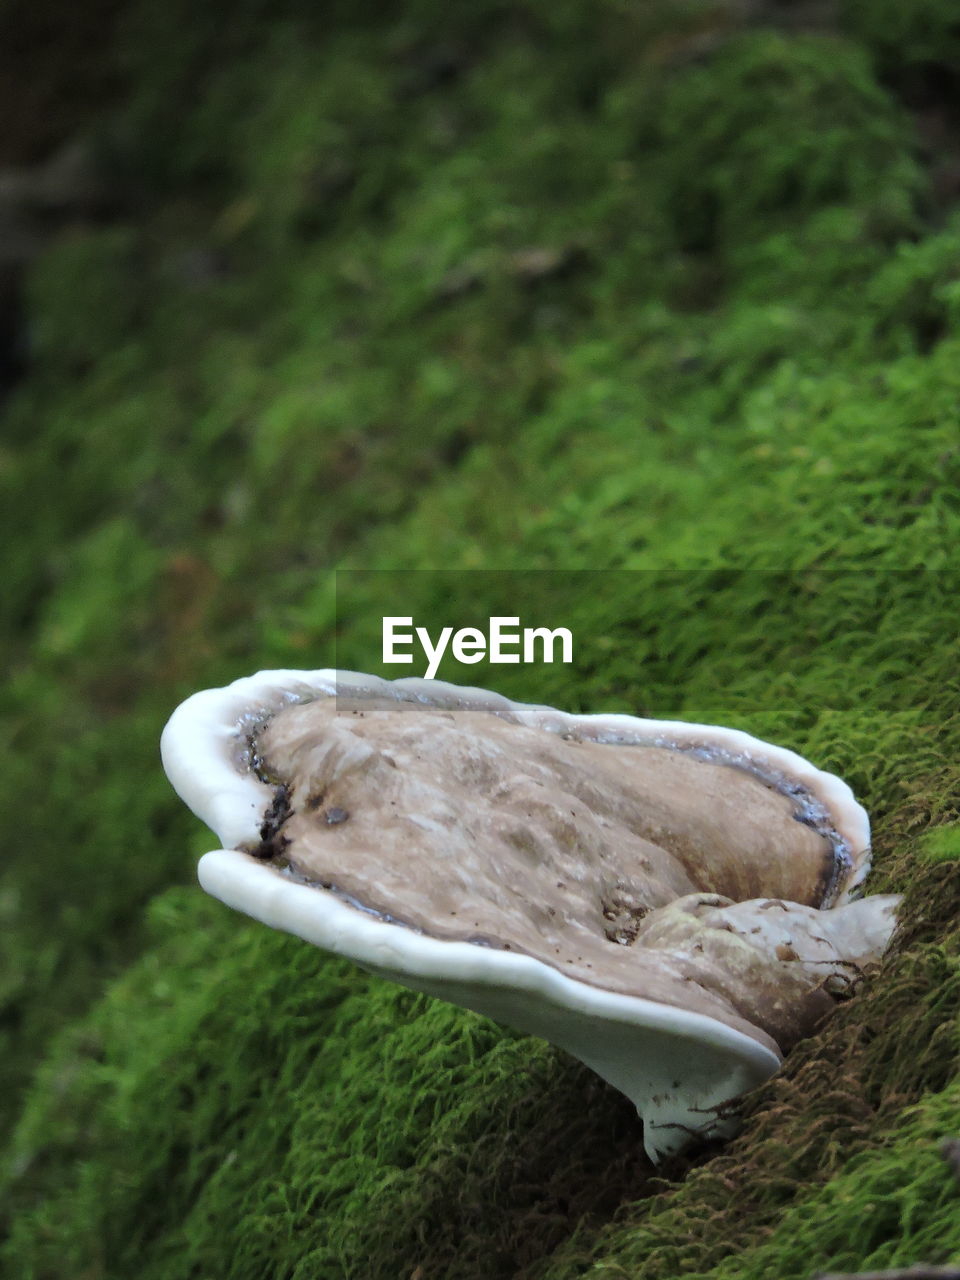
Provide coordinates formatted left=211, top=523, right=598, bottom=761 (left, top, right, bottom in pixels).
left=161, top=669, right=899, bottom=1160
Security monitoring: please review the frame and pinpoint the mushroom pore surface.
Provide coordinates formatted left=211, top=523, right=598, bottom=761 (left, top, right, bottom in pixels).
left=249, top=697, right=869, bottom=1053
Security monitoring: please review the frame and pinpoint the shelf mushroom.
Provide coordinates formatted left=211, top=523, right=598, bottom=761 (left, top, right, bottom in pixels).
left=161, top=669, right=900, bottom=1160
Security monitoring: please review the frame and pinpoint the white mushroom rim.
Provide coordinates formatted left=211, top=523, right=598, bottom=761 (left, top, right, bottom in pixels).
left=160, top=668, right=899, bottom=1161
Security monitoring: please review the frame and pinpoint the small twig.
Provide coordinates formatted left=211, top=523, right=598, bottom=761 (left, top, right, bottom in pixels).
left=812, top=1267, right=960, bottom=1280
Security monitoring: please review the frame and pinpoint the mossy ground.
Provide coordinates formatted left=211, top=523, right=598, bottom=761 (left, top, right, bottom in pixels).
left=3, top=2, right=960, bottom=1276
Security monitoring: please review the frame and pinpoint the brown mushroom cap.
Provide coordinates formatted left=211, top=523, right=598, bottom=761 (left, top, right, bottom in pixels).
left=252, top=696, right=855, bottom=1053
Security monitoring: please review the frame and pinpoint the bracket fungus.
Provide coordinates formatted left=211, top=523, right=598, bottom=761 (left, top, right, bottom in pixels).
left=161, top=669, right=900, bottom=1160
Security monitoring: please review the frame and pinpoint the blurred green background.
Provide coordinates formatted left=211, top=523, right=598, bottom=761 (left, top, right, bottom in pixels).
left=3, top=1, right=960, bottom=1276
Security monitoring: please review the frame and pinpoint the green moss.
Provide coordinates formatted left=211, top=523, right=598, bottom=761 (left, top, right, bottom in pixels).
left=4, top=3, right=960, bottom=1277
left=1, top=889, right=648, bottom=1279
left=25, top=229, right=144, bottom=376
left=842, top=0, right=960, bottom=72
left=918, top=824, right=960, bottom=864
left=647, top=31, right=923, bottom=254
